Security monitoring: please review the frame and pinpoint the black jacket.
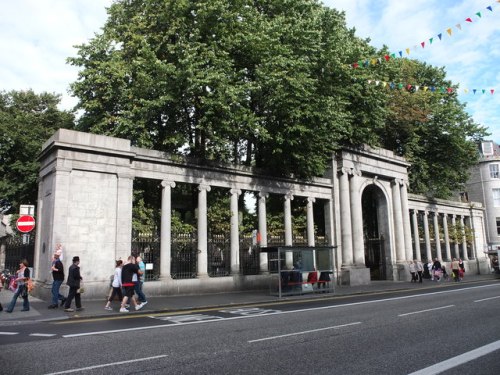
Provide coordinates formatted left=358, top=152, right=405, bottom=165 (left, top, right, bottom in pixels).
left=66, top=264, right=82, bottom=288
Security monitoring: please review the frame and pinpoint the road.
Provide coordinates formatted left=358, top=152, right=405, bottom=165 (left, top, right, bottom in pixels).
left=1, top=282, right=499, bottom=374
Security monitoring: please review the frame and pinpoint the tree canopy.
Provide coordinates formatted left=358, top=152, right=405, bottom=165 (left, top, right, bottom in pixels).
left=68, top=0, right=487, bottom=199
left=0, top=90, right=74, bottom=211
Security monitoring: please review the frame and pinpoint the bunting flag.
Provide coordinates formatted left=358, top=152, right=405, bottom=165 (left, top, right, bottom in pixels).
left=362, top=78, right=496, bottom=96
left=350, top=2, right=499, bottom=69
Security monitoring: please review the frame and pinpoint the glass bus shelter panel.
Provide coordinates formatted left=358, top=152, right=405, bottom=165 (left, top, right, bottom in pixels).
left=261, top=246, right=335, bottom=298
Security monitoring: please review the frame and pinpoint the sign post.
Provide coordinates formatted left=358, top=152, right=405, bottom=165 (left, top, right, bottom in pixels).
left=16, top=215, right=36, bottom=233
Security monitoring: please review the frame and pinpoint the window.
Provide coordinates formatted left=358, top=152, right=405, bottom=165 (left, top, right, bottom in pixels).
left=493, top=189, right=500, bottom=207
left=490, top=164, right=500, bottom=178
left=482, top=141, right=494, bottom=156
left=497, top=218, right=500, bottom=236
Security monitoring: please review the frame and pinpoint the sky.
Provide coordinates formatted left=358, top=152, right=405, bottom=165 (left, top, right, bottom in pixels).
left=1, top=0, right=499, bottom=140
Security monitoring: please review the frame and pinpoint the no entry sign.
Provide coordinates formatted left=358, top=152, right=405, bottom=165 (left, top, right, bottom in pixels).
left=16, top=215, right=36, bottom=233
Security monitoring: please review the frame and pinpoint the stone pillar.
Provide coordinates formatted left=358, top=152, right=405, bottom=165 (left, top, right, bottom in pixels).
left=423, top=211, right=432, bottom=261
left=461, top=216, right=469, bottom=260
left=307, top=197, right=315, bottom=247
left=197, top=184, right=211, bottom=278
left=433, top=212, right=442, bottom=261
left=230, top=188, right=241, bottom=275
left=350, top=170, right=365, bottom=265
left=339, top=168, right=353, bottom=266
left=400, top=182, right=413, bottom=261
left=284, top=192, right=294, bottom=268
left=442, top=214, right=451, bottom=261
left=411, top=209, right=421, bottom=261
left=116, top=173, right=134, bottom=257
left=452, top=215, right=460, bottom=259
left=160, top=180, right=175, bottom=280
left=392, top=179, right=405, bottom=262
left=258, top=192, right=269, bottom=273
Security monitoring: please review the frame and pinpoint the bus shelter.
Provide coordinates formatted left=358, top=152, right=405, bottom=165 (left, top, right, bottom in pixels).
left=261, top=246, right=336, bottom=298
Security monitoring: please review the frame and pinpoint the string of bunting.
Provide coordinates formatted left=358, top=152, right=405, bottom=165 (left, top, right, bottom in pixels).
left=351, top=1, right=500, bottom=95
left=366, top=79, right=495, bottom=95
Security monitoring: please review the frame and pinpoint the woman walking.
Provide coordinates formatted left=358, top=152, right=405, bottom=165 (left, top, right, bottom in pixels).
left=105, top=260, right=123, bottom=311
left=5, top=259, right=31, bottom=313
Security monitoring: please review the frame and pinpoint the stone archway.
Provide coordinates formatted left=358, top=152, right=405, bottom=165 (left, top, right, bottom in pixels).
left=362, top=184, right=391, bottom=280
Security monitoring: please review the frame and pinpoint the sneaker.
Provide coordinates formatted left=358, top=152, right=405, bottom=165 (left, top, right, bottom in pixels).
left=141, top=301, right=148, bottom=306
left=119, top=307, right=129, bottom=313
left=76, top=307, right=85, bottom=311
left=125, top=304, right=130, bottom=308
left=60, top=298, right=66, bottom=307
left=48, top=304, right=58, bottom=309
left=64, top=308, right=74, bottom=312
left=135, top=303, right=145, bottom=311
left=104, top=306, right=113, bottom=311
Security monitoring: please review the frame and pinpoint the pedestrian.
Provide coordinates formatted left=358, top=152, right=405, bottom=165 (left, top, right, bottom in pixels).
left=134, top=256, right=148, bottom=305
left=120, top=256, right=145, bottom=313
left=5, top=259, right=31, bottom=313
left=409, top=260, right=417, bottom=283
left=48, top=252, right=66, bottom=308
left=458, top=258, right=465, bottom=280
left=415, top=259, right=424, bottom=283
left=105, top=260, right=123, bottom=311
left=63, top=256, right=84, bottom=312
left=432, top=258, right=442, bottom=282
left=427, top=259, right=434, bottom=280
left=451, top=258, right=460, bottom=282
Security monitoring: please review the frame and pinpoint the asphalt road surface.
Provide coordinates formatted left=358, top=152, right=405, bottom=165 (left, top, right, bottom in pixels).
left=1, top=282, right=499, bottom=375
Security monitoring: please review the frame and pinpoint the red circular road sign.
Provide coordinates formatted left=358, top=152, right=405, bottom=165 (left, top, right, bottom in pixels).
left=16, top=215, right=36, bottom=233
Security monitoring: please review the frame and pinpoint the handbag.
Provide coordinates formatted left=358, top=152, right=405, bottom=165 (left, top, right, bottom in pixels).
left=26, top=278, right=34, bottom=293
left=21, top=285, right=28, bottom=298
left=8, top=277, right=17, bottom=292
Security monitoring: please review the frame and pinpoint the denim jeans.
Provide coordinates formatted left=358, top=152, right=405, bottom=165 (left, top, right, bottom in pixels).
left=134, top=281, right=147, bottom=302
left=51, top=279, right=64, bottom=305
left=7, top=284, right=29, bottom=312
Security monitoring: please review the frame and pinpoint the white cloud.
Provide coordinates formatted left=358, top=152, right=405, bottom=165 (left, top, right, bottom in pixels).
left=0, top=0, right=112, bottom=109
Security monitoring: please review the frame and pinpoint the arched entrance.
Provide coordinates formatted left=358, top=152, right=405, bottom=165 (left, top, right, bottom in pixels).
left=362, top=184, right=390, bottom=280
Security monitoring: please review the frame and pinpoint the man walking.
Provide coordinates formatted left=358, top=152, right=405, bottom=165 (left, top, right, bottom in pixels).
left=64, top=256, right=84, bottom=312
left=120, top=255, right=145, bottom=312
left=134, top=256, right=148, bottom=305
left=48, top=252, right=65, bottom=308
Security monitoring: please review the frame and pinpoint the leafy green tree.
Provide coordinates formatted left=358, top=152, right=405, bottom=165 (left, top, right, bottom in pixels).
left=0, top=90, right=74, bottom=210
left=371, top=58, right=488, bottom=198
left=68, top=0, right=373, bottom=179
left=68, top=0, right=487, bottom=199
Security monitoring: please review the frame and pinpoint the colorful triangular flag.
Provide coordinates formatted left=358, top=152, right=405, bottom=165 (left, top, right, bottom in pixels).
left=438, top=33, right=443, bottom=40
left=465, top=17, right=473, bottom=22
left=447, top=28, right=453, bottom=36
left=456, top=23, right=462, bottom=30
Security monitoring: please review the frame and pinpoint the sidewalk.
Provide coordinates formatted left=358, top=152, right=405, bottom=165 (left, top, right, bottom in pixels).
left=1, top=274, right=498, bottom=324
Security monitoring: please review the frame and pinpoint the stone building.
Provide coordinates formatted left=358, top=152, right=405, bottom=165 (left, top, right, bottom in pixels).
left=466, top=140, right=500, bottom=251
left=33, top=129, right=490, bottom=298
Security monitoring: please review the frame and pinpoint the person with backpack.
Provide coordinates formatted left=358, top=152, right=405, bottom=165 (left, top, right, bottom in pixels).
left=5, top=259, right=31, bottom=313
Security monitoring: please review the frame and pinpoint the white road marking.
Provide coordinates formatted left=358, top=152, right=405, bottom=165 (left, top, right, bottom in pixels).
left=44, top=354, right=168, bottom=375
left=398, top=305, right=455, bottom=317
left=248, top=322, right=362, bottom=343
left=408, top=340, right=500, bottom=375
left=0, top=332, right=19, bottom=335
left=30, top=333, right=57, bottom=337
left=474, top=295, right=500, bottom=303
left=62, top=284, right=499, bottom=339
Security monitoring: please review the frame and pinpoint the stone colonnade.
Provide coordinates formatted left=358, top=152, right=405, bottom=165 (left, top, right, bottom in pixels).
left=158, top=180, right=326, bottom=280
left=34, top=130, right=488, bottom=297
left=409, top=209, right=473, bottom=262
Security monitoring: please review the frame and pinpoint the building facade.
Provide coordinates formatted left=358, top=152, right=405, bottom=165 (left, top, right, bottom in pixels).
left=466, top=140, right=500, bottom=253
left=33, top=130, right=491, bottom=298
